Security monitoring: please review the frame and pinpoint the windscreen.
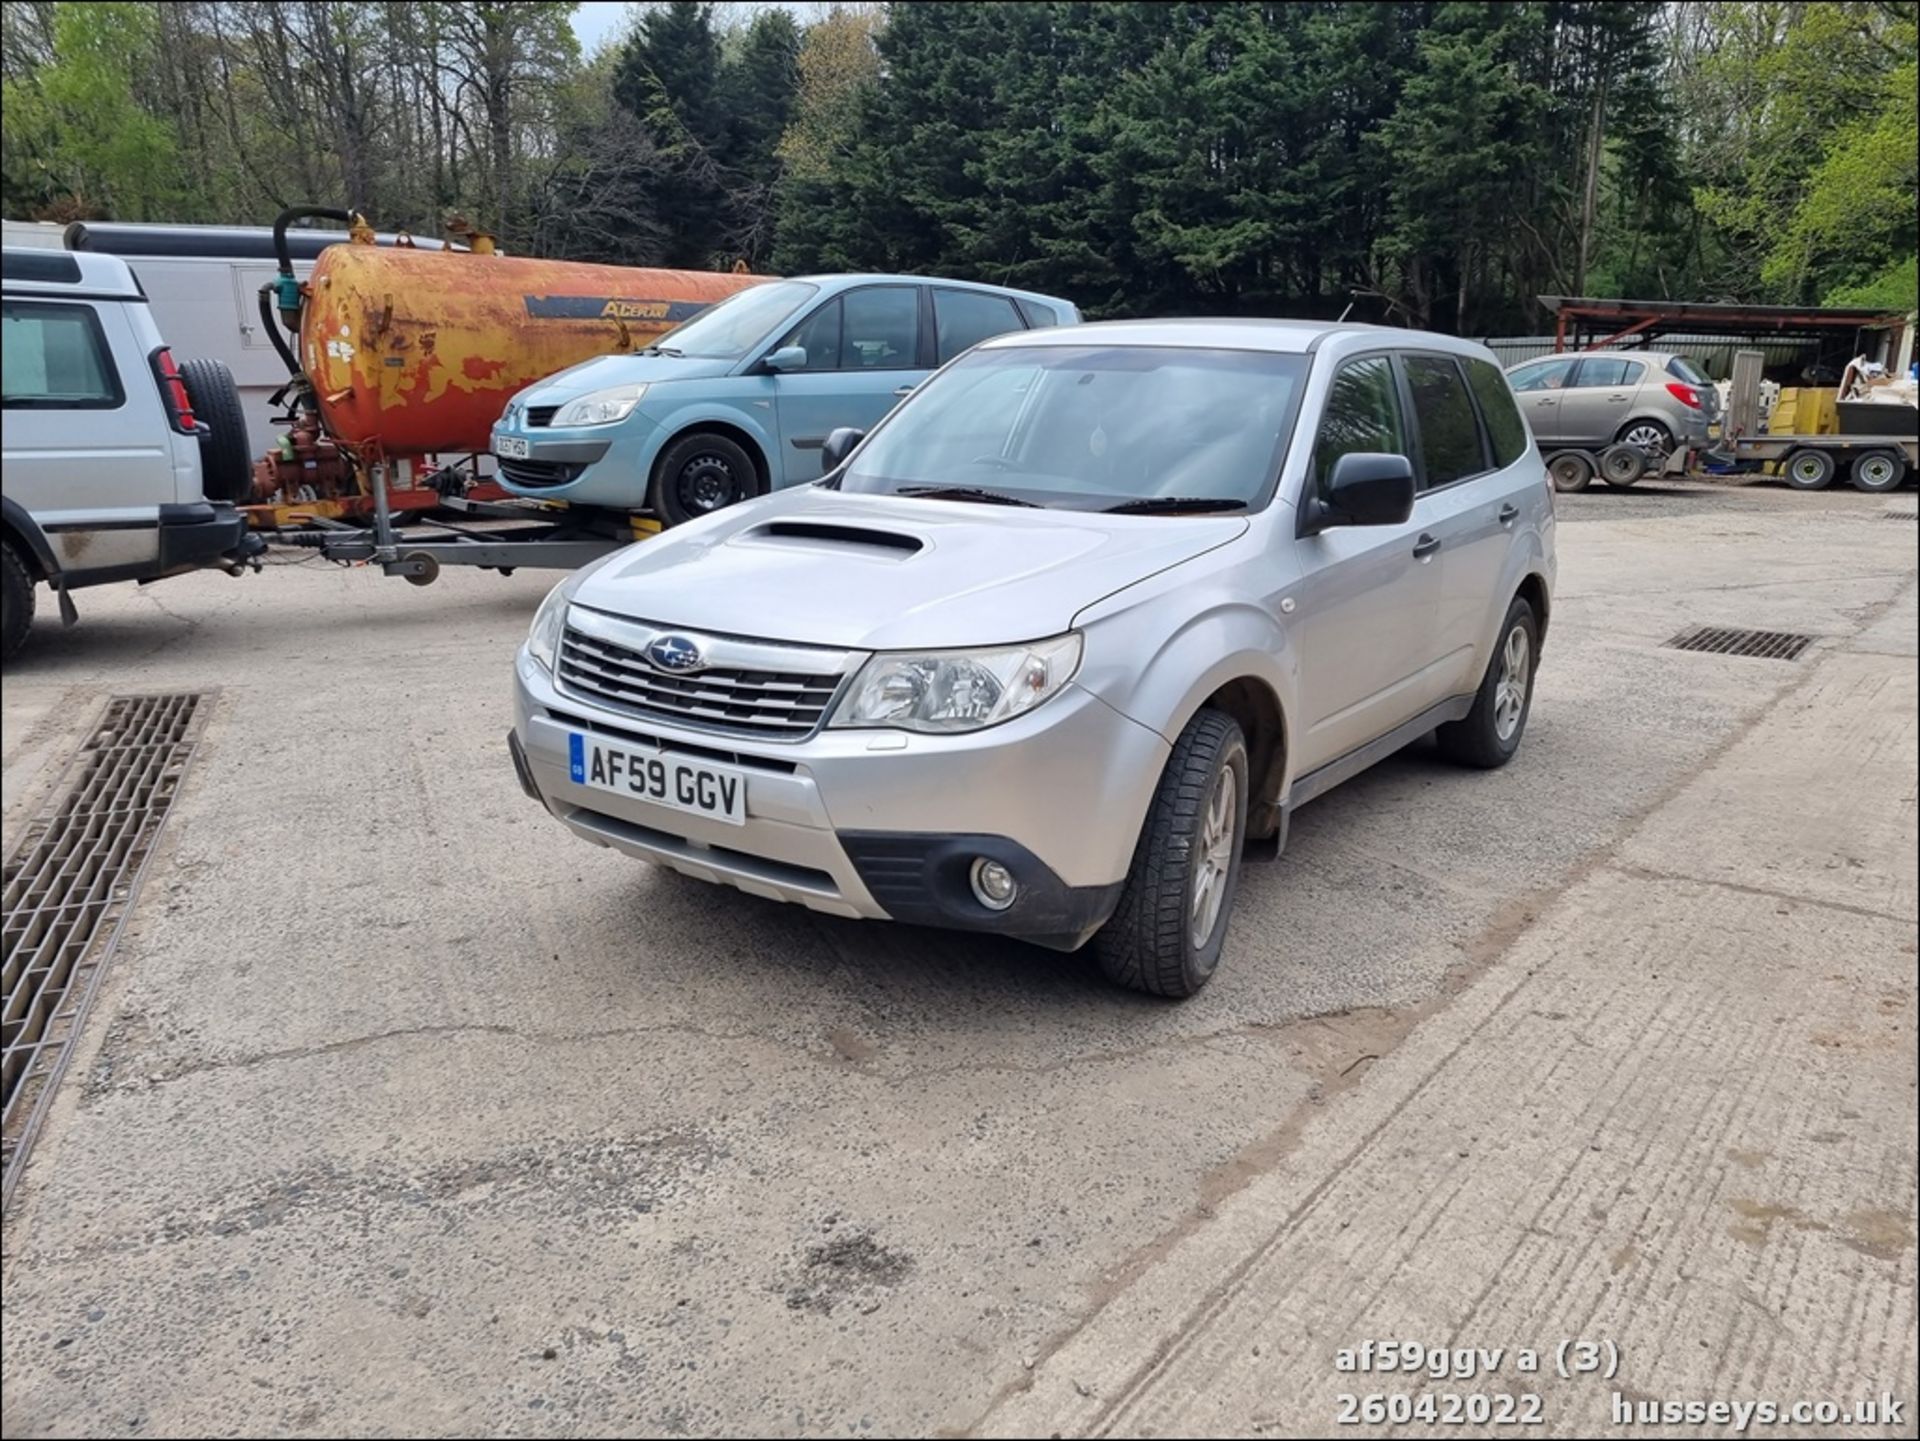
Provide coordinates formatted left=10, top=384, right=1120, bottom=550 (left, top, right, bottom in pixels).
left=656, top=280, right=819, bottom=359
left=840, top=344, right=1309, bottom=512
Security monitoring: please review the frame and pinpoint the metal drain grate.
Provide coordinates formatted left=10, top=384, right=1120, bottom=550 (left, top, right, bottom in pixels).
left=1664, top=626, right=1815, bottom=661
left=2, top=693, right=207, bottom=1207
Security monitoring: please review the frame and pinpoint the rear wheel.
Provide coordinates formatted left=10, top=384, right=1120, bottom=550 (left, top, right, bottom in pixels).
left=176, top=357, right=254, bottom=503
left=1615, top=418, right=1672, bottom=454
left=1783, top=448, right=1836, bottom=491
left=1849, top=449, right=1905, bottom=493
left=2, top=539, right=35, bottom=664
left=1435, top=595, right=1538, bottom=769
left=649, top=432, right=760, bottom=528
left=1095, top=708, right=1248, bottom=999
left=1546, top=450, right=1594, bottom=493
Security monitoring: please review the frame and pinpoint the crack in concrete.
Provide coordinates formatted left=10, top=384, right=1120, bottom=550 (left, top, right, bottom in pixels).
left=1611, top=861, right=1915, bottom=927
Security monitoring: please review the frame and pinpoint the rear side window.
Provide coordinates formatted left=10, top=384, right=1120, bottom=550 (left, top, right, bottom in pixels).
left=1404, top=355, right=1487, bottom=488
left=1312, top=355, right=1405, bottom=496
left=1572, top=356, right=1640, bottom=389
left=1666, top=355, right=1709, bottom=385
left=934, top=289, right=1024, bottom=363
left=1016, top=297, right=1063, bottom=328
left=1, top=300, right=124, bottom=408
left=841, top=286, right=918, bottom=369
left=1506, top=357, right=1576, bottom=392
left=1464, top=358, right=1529, bottom=467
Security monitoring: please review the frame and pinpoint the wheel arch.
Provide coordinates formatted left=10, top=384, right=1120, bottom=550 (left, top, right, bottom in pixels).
left=650, top=418, right=773, bottom=497
left=1, top=496, right=58, bottom=581
left=1192, top=674, right=1291, bottom=842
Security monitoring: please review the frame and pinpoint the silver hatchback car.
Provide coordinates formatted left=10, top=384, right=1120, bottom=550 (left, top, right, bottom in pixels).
left=510, top=320, right=1556, bottom=996
left=1506, top=348, right=1718, bottom=455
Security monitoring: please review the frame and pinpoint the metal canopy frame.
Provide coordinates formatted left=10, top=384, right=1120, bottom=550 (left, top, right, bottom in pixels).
left=1540, top=295, right=1908, bottom=360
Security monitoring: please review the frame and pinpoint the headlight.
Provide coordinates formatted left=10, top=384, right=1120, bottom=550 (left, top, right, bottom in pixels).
left=830, top=634, right=1082, bottom=733
left=552, top=383, right=648, bottom=427
left=527, top=582, right=570, bottom=671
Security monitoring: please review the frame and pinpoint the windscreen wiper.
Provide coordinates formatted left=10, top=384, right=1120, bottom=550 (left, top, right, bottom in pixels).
left=642, top=344, right=684, bottom=357
left=1102, top=496, right=1248, bottom=515
left=895, top=485, right=1042, bottom=508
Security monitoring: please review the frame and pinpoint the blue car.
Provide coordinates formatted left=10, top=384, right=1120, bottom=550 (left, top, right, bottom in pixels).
left=491, top=274, right=1080, bottom=523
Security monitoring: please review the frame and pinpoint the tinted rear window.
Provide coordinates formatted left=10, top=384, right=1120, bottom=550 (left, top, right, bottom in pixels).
left=1464, top=358, right=1529, bottom=468
left=1666, top=355, right=1709, bottom=385
left=1404, top=355, right=1487, bottom=488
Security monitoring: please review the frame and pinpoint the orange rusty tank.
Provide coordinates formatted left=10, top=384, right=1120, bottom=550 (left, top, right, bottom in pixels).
left=299, top=245, right=766, bottom=457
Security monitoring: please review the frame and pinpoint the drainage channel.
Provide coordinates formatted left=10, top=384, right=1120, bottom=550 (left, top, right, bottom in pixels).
left=2, top=693, right=208, bottom=1209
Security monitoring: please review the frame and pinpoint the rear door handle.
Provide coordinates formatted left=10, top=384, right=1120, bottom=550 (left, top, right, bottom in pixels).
left=1498, top=503, right=1519, bottom=525
left=892, top=385, right=916, bottom=398
left=1412, top=533, right=1441, bottom=559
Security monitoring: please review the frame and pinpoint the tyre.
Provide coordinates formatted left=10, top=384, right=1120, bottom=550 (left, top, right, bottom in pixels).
left=2, top=539, right=35, bottom=665
left=1094, top=708, right=1248, bottom=998
left=1545, top=450, right=1594, bottom=493
left=1849, top=448, right=1906, bottom=493
left=176, top=357, right=254, bottom=503
left=648, top=432, right=760, bottom=527
left=1435, top=595, right=1538, bottom=769
left=1598, top=443, right=1646, bottom=488
left=1782, top=448, right=1835, bottom=491
left=1615, top=418, right=1672, bottom=454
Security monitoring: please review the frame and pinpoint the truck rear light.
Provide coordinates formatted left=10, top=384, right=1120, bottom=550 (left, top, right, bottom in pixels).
left=148, top=347, right=199, bottom=435
left=1665, top=381, right=1702, bottom=410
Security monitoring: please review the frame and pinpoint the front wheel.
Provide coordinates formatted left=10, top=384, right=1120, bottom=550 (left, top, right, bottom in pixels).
left=1095, top=708, right=1248, bottom=998
left=1435, top=596, right=1539, bottom=769
left=648, top=432, right=760, bottom=527
left=2, top=540, right=35, bottom=664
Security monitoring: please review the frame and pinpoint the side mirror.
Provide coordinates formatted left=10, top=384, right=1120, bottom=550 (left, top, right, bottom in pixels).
left=762, top=345, right=806, bottom=374
left=820, top=427, right=865, bottom=473
left=1304, top=452, right=1415, bottom=534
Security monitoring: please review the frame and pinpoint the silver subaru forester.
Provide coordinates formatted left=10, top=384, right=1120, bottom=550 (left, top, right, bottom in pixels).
left=510, top=320, right=1556, bottom=996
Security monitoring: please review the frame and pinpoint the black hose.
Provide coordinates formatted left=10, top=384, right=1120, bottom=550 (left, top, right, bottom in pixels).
left=257, top=282, right=303, bottom=379
left=272, top=204, right=353, bottom=280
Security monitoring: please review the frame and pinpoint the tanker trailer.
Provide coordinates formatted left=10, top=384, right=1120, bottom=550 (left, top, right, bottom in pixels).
left=250, top=206, right=767, bottom=526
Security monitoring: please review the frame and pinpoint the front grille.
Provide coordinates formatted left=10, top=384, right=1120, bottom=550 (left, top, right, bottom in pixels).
left=559, top=627, right=845, bottom=738
left=498, top=457, right=583, bottom=488
left=525, top=405, right=560, bottom=428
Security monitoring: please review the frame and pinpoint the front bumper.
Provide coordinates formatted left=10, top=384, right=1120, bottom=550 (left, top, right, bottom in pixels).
left=511, top=647, right=1169, bottom=943
left=492, top=430, right=614, bottom=493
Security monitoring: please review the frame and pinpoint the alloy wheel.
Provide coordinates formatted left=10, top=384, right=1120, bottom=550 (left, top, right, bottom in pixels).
left=1493, top=624, right=1531, bottom=742
left=1189, top=766, right=1237, bottom=948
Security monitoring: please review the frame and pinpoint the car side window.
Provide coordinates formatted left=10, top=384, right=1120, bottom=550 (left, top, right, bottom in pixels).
left=1507, top=357, right=1576, bottom=392
left=1572, top=356, right=1637, bottom=389
left=933, top=289, right=1025, bottom=364
left=1404, top=354, right=1488, bottom=488
left=1015, top=298, right=1061, bottom=328
left=1463, top=357, right=1529, bottom=468
left=1312, top=355, right=1405, bottom=497
left=778, top=298, right=842, bottom=372
left=842, top=287, right=918, bottom=370
left=1, top=300, right=124, bottom=409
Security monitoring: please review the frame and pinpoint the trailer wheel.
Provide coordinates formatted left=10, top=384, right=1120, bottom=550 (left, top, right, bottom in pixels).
left=1546, top=450, right=1594, bottom=493
left=1783, top=448, right=1836, bottom=491
left=401, top=551, right=441, bottom=587
left=1598, top=443, right=1646, bottom=488
left=1849, top=449, right=1906, bottom=493
left=177, top=358, right=254, bottom=504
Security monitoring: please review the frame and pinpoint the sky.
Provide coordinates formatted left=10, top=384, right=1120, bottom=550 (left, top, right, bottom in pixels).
left=570, top=2, right=834, bottom=57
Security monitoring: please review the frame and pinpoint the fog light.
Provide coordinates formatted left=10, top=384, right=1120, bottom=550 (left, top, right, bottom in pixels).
left=970, top=857, right=1018, bottom=911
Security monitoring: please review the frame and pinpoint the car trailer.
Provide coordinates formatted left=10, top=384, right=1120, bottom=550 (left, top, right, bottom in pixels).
left=1541, top=441, right=1687, bottom=493
left=1719, top=432, right=1916, bottom=493
left=272, top=460, right=649, bottom=583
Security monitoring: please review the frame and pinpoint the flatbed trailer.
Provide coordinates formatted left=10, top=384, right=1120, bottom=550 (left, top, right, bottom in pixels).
left=1717, top=432, right=1916, bottom=493
left=272, top=461, right=649, bottom=583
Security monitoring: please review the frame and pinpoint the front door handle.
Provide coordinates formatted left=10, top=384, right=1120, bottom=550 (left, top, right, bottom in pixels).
left=1412, top=533, right=1441, bottom=559
left=1498, top=503, right=1519, bottom=525
left=892, top=385, right=916, bottom=398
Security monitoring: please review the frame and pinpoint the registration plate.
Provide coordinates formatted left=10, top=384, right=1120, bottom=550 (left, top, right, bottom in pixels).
left=494, top=433, right=531, bottom=460
left=569, top=734, right=745, bottom=826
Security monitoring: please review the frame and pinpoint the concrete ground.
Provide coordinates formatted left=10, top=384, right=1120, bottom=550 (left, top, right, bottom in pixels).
left=1, top=480, right=1914, bottom=1437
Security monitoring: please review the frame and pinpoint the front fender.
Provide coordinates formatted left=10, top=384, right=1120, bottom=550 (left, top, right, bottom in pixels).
left=638, top=396, right=779, bottom=481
